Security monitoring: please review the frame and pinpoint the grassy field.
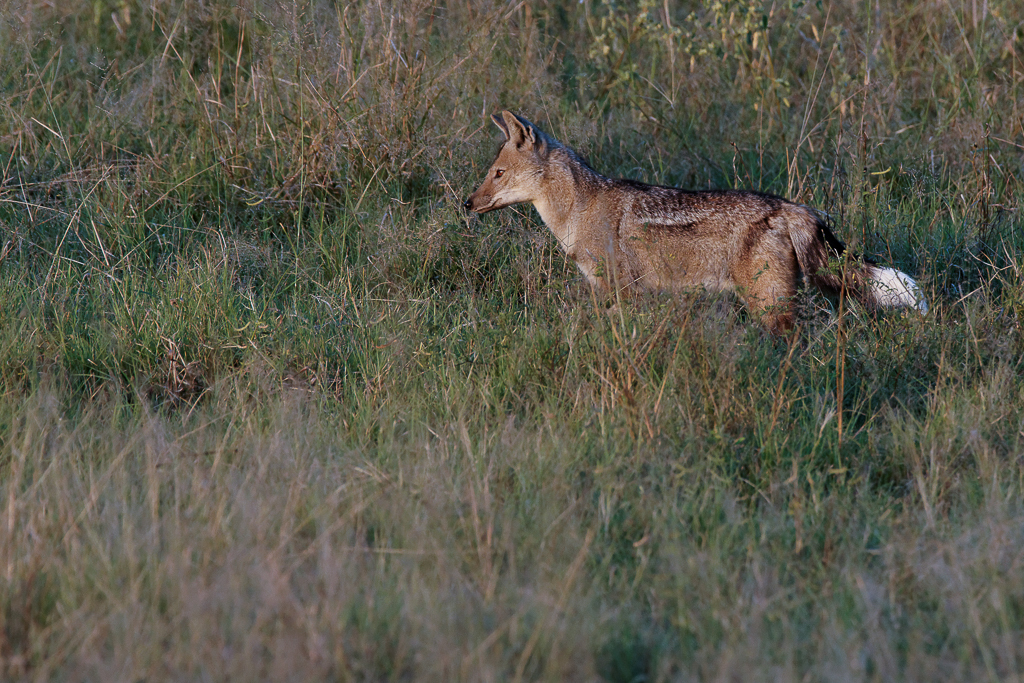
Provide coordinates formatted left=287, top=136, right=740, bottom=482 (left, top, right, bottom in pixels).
left=1, top=0, right=1024, bottom=680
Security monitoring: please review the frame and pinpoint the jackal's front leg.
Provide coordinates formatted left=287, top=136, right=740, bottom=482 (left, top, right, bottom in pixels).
left=571, top=252, right=614, bottom=298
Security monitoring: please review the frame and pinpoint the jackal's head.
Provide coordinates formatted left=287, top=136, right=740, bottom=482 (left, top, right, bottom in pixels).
left=463, top=111, right=551, bottom=214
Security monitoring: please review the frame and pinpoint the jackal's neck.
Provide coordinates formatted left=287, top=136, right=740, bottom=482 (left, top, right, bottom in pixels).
left=531, top=148, right=605, bottom=251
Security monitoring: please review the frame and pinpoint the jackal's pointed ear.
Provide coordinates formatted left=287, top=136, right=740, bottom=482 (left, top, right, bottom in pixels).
left=491, top=113, right=511, bottom=140
left=497, top=110, right=537, bottom=150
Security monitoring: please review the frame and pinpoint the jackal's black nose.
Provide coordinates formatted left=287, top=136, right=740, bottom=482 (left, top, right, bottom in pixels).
left=462, top=198, right=472, bottom=212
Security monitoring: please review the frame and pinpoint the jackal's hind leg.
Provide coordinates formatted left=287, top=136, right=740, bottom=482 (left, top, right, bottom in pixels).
left=736, top=248, right=798, bottom=335
left=746, top=294, right=796, bottom=334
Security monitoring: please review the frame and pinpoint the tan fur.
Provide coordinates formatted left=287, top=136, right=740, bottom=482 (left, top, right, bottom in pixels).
left=464, top=111, right=926, bottom=333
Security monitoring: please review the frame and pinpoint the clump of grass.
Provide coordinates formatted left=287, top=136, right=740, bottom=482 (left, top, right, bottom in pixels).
left=1, top=0, right=1024, bottom=679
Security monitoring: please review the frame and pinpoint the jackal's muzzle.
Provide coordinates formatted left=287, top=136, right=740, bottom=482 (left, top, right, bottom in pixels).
left=463, top=193, right=496, bottom=214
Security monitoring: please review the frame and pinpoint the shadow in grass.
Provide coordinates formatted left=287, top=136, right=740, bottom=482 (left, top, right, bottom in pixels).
left=595, top=616, right=674, bottom=683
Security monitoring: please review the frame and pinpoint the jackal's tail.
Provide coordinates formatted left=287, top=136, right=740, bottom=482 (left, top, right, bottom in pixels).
left=790, top=210, right=928, bottom=314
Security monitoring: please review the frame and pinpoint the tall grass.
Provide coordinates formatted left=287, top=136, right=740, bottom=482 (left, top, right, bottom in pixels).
left=1, top=0, right=1023, bottom=679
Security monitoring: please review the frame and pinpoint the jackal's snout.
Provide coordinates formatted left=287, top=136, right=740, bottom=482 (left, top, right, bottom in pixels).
left=462, top=187, right=490, bottom=213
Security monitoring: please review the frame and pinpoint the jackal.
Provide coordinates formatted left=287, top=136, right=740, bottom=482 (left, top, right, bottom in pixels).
left=464, top=111, right=926, bottom=333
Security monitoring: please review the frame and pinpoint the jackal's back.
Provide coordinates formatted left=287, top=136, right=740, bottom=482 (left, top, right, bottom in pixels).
left=608, top=184, right=817, bottom=293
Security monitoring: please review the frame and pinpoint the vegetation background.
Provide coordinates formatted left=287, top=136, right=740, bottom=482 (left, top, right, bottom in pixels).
left=1, top=0, right=1023, bottom=679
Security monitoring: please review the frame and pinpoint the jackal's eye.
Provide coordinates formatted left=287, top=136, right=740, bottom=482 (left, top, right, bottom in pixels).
left=494, top=169, right=504, bottom=178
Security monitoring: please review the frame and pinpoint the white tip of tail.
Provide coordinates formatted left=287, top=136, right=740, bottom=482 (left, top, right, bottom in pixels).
left=869, top=266, right=928, bottom=314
